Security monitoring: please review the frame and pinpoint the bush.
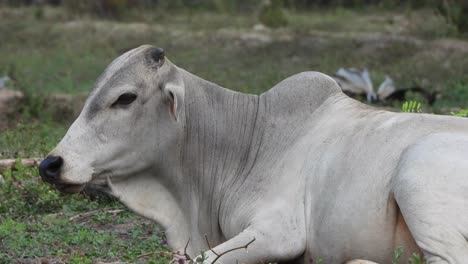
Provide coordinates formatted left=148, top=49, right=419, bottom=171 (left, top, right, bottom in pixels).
left=211, top=0, right=259, bottom=13
left=436, top=0, right=468, bottom=34
left=63, top=0, right=128, bottom=19
left=284, top=0, right=435, bottom=9
left=259, top=0, right=288, bottom=28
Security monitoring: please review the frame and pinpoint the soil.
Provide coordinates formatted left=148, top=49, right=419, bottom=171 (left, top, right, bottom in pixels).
left=0, top=88, right=23, bottom=130
left=0, top=91, right=87, bottom=131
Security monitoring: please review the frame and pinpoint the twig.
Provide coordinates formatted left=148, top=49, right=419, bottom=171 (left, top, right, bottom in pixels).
left=68, top=209, right=124, bottom=221
left=205, top=234, right=220, bottom=257
left=158, top=236, right=255, bottom=264
left=184, top=238, right=192, bottom=261
left=0, top=158, right=42, bottom=172
left=210, top=237, right=256, bottom=264
left=167, top=238, right=193, bottom=264
left=137, top=252, right=154, bottom=259
left=137, top=250, right=173, bottom=259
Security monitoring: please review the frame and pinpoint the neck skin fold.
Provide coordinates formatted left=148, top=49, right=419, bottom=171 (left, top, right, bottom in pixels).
left=176, top=69, right=261, bottom=251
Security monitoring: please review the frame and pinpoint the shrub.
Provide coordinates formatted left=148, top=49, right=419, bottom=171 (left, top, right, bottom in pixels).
left=436, top=0, right=468, bottom=34
left=63, top=0, right=128, bottom=19
left=212, top=0, right=259, bottom=13
left=258, top=0, right=288, bottom=28
left=451, top=109, right=468, bottom=117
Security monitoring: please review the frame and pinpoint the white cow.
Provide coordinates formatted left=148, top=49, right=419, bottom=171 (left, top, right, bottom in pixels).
left=39, top=45, right=468, bottom=264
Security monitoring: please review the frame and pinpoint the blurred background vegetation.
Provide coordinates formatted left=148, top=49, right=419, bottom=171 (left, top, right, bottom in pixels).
left=0, top=0, right=467, bottom=263
left=2, top=0, right=468, bottom=31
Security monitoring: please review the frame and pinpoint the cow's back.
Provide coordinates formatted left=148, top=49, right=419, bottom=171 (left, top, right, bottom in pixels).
left=297, top=102, right=468, bottom=263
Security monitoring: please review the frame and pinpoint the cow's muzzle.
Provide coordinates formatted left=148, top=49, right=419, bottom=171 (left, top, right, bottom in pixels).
left=39, top=156, right=63, bottom=183
left=39, top=155, right=86, bottom=194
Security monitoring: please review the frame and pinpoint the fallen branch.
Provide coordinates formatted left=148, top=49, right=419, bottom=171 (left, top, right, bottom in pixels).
left=0, top=158, right=42, bottom=172
left=208, top=237, right=256, bottom=264
left=184, top=238, right=192, bottom=261
left=69, top=209, right=124, bottom=221
left=174, top=235, right=256, bottom=264
left=137, top=250, right=173, bottom=259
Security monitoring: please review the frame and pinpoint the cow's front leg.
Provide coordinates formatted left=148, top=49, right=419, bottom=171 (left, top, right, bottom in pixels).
left=193, top=227, right=305, bottom=264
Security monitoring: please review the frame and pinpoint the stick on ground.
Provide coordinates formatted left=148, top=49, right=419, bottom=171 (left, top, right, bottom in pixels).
left=69, top=209, right=124, bottom=221
left=0, top=158, right=42, bottom=172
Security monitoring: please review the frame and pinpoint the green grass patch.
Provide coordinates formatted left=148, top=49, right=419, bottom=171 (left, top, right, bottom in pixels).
left=0, top=211, right=169, bottom=263
left=0, top=164, right=169, bottom=263
left=0, top=121, right=67, bottom=158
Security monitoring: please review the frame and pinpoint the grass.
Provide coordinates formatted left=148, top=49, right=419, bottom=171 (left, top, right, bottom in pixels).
left=0, top=163, right=170, bottom=263
left=0, top=121, right=67, bottom=158
left=0, top=4, right=467, bottom=263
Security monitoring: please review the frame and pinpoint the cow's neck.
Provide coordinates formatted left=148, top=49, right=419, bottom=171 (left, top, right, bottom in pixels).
left=175, top=69, right=261, bottom=251
left=166, top=70, right=343, bottom=255
left=106, top=172, right=191, bottom=252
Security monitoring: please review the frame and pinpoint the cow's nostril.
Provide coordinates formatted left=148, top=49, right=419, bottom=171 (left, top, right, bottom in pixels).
left=39, top=156, right=63, bottom=182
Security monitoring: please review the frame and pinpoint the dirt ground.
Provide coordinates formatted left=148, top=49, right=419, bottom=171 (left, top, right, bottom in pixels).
left=0, top=88, right=23, bottom=130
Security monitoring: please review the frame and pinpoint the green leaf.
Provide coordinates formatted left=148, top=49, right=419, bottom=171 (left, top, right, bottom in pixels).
left=451, top=109, right=468, bottom=117
left=392, top=246, right=404, bottom=264
left=402, top=101, right=423, bottom=113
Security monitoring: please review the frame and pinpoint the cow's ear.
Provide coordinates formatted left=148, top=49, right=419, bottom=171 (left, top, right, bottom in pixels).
left=154, top=49, right=183, bottom=122
left=162, top=82, right=183, bottom=122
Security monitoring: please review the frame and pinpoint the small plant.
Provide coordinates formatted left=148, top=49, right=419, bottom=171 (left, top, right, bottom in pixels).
left=392, top=246, right=404, bottom=264
left=212, top=0, right=259, bottom=14
left=408, top=253, right=425, bottom=264
left=436, top=0, right=468, bottom=35
left=451, top=109, right=468, bottom=117
left=401, top=101, right=422, bottom=113
left=258, top=0, right=288, bottom=28
left=63, top=0, right=128, bottom=19
left=195, top=251, right=207, bottom=263
left=34, top=6, right=44, bottom=20
left=391, top=247, right=426, bottom=264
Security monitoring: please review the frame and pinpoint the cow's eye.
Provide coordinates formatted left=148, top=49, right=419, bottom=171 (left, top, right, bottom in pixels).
left=112, top=93, right=137, bottom=107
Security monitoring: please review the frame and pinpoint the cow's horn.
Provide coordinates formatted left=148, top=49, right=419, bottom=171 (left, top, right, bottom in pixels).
left=150, top=47, right=165, bottom=65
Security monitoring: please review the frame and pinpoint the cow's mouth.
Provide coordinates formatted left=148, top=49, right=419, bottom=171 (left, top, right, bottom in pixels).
left=54, top=183, right=85, bottom=194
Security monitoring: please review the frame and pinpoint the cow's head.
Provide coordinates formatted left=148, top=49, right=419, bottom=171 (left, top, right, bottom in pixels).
left=39, top=45, right=185, bottom=193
